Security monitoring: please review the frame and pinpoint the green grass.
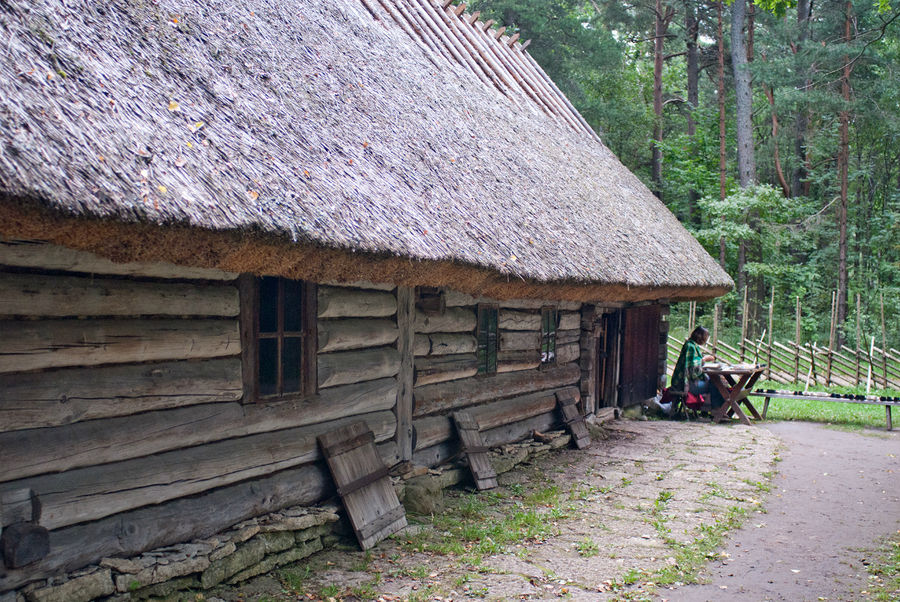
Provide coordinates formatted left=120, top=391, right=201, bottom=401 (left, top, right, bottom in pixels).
left=864, top=532, right=900, bottom=600
left=762, top=396, right=890, bottom=429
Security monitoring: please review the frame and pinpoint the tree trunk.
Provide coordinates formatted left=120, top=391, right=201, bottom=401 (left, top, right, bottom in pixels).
left=651, top=0, right=670, bottom=199
left=836, top=0, right=853, bottom=348
left=792, top=0, right=812, bottom=197
left=685, top=0, right=700, bottom=224
left=717, top=1, right=727, bottom=269
left=731, top=0, right=755, bottom=187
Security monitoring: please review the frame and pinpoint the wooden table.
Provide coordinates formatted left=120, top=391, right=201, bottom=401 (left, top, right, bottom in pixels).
left=703, top=364, right=766, bottom=426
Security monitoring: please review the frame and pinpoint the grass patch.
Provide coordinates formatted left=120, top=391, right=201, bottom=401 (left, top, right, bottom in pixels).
left=577, top=537, right=600, bottom=557
left=763, top=397, right=889, bottom=429
left=863, top=532, right=900, bottom=600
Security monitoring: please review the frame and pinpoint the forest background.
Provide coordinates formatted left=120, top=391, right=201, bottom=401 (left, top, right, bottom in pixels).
left=470, top=0, right=899, bottom=350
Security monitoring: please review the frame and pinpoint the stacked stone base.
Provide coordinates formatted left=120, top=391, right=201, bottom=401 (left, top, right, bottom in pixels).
left=4, top=429, right=577, bottom=602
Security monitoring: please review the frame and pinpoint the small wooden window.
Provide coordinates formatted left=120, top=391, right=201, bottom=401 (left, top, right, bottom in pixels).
left=476, top=304, right=498, bottom=375
left=541, top=306, right=558, bottom=364
left=240, top=275, right=317, bottom=401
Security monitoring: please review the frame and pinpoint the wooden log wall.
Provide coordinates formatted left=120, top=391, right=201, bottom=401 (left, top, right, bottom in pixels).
left=0, top=243, right=402, bottom=592
left=411, top=295, right=582, bottom=466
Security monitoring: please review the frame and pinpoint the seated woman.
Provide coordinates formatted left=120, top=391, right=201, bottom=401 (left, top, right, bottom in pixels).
left=671, top=326, right=724, bottom=409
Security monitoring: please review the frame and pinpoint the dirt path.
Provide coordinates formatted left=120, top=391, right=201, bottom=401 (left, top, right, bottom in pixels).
left=667, top=421, right=900, bottom=602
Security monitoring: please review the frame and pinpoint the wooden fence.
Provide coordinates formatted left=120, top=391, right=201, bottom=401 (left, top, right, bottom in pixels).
left=667, top=335, right=900, bottom=391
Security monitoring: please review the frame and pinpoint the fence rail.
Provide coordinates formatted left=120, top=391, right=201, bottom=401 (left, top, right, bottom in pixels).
left=667, top=335, right=900, bottom=391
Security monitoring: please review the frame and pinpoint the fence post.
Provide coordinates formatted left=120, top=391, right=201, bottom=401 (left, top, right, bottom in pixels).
left=794, top=296, right=801, bottom=382
left=767, top=288, right=774, bottom=379
left=827, top=290, right=836, bottom=386
left=713, top=303, right=719, bottom=358
left=855, top=293, right=861, bottom=386
left=740, top=288, right=748, bottom=362
left=881, top=292, right=888, bottom=390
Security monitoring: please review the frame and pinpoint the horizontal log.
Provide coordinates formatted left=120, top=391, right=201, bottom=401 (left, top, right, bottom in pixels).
left=317, top=347, right=400, bottom=388
left=0, top=411, right=397, bottom=531
left=317, top=319, right=399, bottom=353
left=556, top=342, right=580, bottom=364
left=0, top=358, right=243, bottom=432
left=0, top=438, right=398, bottom=593
left=482, top=410, right=558, bottom=447
left=317, top=287, right=396, bottom=318
left=497, top=349, right=540, bottom=373
left=414, top=354, right=478, bottom=386
left=0, top=378, right=397, bottom=481
left=559, top=312, right=580, bottom=331
left=415, top=307, right=475, bottom=334
left=498, top=310, right=540, bottom=331
left=413, top=334, right=431, bottom=356
left=412, top=440, right=458, bottom=469
left=0, top=239, right=238, bottom=281
left=412, top=385, right=579, bottom=450
left=319, top=280, right=395, bottom=291
left=427, top=333, right=477, bottom=355
left=413, top=362, right=580, bottom=417
left=557, top=329, right=580, bottom=345
left=500, top=330, right=540, bottom=351
left=0, top=319, right=240, bottom=374
left=442, top=291, right=579, bottom=311
left=0, top=273, right=238, bottom=318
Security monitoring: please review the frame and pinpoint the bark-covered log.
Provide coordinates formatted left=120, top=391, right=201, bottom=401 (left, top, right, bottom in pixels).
left=0, top=378, right=397, bottom=481
left=317, top=287, right=397, bottom=318
left=556, top=329, right=580, bottom=345
left=0, top=273, right=238, bottom=318
left=0, top=240, right=238, bottom=281
left=496, top=350, right=540, bottom=373
left=0, top=319, right=240, bottom=373
left=413, top=362, right=580, bottom=417
left=0, top=439, right=398, bottom=593
left=317, top=319, right=399, bottom=353
left=559, top=312, right=581, bottom=330
left=556, top=342, right=581, bottom=364
left=0, top=411, right=397, bottom=531
left=413, top=334, right=431, bottom=356
left=0, top=358, right=243, bottom=432
left=317, top=347, right=400, bottom=388
left=498, top=310, right=541, bottom=331
left=499, top=330, right=540, bottom=351
left=414, top=308, right=475, bottom=334
left=414, top=354, right=478, bottom=386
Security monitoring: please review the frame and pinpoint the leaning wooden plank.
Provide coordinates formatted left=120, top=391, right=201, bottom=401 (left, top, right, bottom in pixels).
left=318, top=347, right=401, bottom=388
left=0, top=319, right=240, bottom=373
left=0, top=239, right=238, bottom=280
left=0, top=411, right=396, bottom=531
left=415, top=307, right=476, bottom=333
left=413, top=362, right=580, bottom=417
left=317, top=287, right=397, bottom=318
left=452, top=411, right=497, bottom=490
left=317, top=319, right=399, bottom=353
left=318, top=422, right=406, bottom=550
left=556, top=392, right=590, bottom=449
left=0, top=273, right=238, bottom=317
left=0, top=378, right=398, bottom=481
left=0, top=358, right=242, bottom=432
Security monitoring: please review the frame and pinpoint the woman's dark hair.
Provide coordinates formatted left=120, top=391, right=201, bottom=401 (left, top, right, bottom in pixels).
left=689, top=326, right=709, bottom=343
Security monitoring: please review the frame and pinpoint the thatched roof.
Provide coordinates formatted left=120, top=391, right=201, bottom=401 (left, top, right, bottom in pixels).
left=0, top=0, right=732, bottom=299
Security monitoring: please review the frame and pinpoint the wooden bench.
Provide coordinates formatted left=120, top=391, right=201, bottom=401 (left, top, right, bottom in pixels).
left=748, top=389, right=898, bottom=431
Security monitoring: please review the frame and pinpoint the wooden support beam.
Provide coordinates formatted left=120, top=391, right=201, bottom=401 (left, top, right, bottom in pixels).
left=396, top=286, right=415, bottom=462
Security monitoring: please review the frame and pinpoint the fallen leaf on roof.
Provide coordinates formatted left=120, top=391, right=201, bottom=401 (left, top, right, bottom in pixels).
left=247, top=190, right=259, bottom=200
left=157, top=185, right=167, bottom=194
left=168, top=100, right=179, bottom=112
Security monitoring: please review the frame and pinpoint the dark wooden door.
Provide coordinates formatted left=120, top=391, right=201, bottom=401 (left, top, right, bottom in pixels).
left=619, top=305, right=661, bottom=406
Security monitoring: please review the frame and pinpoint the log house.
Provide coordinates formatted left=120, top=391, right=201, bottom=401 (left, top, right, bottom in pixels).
left=0, top=0, right=731, bottom=594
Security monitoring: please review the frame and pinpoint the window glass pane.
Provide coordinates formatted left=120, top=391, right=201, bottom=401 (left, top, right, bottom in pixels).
left=282, top=336, right=302, bottom=393
left=283, top=280, right=303, bottom=332
left=258, top=338, right=278, bottom=396
left=259, top=277, right=279, bottom=333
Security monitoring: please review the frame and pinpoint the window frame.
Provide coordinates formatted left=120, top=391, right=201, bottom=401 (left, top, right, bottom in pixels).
left=476, top=303, right=499, bottom=375
left=540, top=305, right=558, bottom=366
left=239, top=274, right=317, bottom=402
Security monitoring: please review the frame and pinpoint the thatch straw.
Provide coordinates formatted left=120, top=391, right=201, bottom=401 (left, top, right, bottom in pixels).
left=0, top=0, right=732, bottom=297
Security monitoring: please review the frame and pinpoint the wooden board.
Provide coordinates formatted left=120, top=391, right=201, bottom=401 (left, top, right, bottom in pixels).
left=318, top=422, right=406, bottom=550
left=556, top=392, right=590, bottom=449
left=452, top=411, right=497, bottom=490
